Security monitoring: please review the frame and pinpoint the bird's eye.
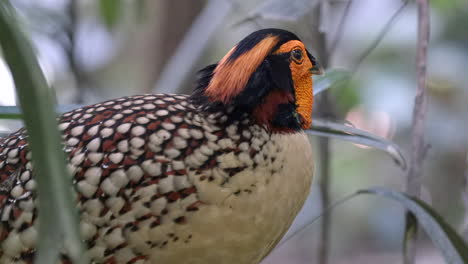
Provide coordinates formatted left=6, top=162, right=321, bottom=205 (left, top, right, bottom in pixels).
left=291, top=49, right=303, bottom=63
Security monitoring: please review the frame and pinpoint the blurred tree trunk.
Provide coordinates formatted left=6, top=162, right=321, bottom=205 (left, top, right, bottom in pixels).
left=133, top=0, right=205, bottom=92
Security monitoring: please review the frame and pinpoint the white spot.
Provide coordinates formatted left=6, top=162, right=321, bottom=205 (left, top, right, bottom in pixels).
left=20, top=226, right=37, bottom=248
left=141, top=160, right=161, bottom=176
left=239, top=142, right=250, bottom=152
left=172, top=137, right=187, bottom=149
left=164, top=148, right=180, bottom=158
left=158, top=175, right=174, bottom=193
left=82, top=113, right=93, bottom=119
left=199, top=145, right=214, bottom=156
left=136, top=116, right=150, bottom=124
left=204, top=131, right=218, bottom=142
left=71, top=153, right=86, bottom=166
left=131, top=126, right=146, bottom=137
left=7, top=149, right=18, bottom=159
left=87, top=138, right=101, bottom=152
left=96, top=106, right=106, bottom=112
left=67, top=137, right=79, bottom=146
left=80, top=221, right=97, bottom=240
left=109, top=152, right=124, bottom=164
left=154, top=100, right=165, bottom=105
left=143, top=104, right=156, bottom=110
left=238, top=152, right=253, bottom=166
left=127, top=165, right=143, bottom=182
left=130, top=137, right=145, bottom=149
left=105, top=197, right=125, bottom=215
left=110, top=169, right=129, bottom=188
left=170, top=115, right=183, bottom=123
left=71, top=126, right=84, bottom=137
left=88, top=152, right=104, bottom=164
left=104, top=119, right=116, bottom=127
left=122, top=109, right=133, bottom=114
left=151, top=197, right=167, bottom=215
left=58, top=122, right=70, bottom=131
left=174, top=104, right=185, bottom=110
left=218, top=138, right=234, bottom=149
left=113, top=113, right=124, bottom=120
left=77, top=180, right=98, bottom=198
left=2, top=231, right=23, bottom=257
left=189, top=129, right=203, bottom=139
left=117, top=140, right=129, bottom=153
left=177, top=128, right=190, bottom=139
left=101, top=178, right=119, bottom=196
left=117, top=123, right=132, bottom=134
left=174, top=175, right=190, bottom=190
left=133, top=99, right=145, bottom=105
left=84, top=167, right=102, bottom=185
left=20, top=171, right=31, bottom=182
left=25, top=179, right=36, bottom=191
left=100, top=127, right=114, bottom=138
left=156, top=110, right=168, bottom=116
left=104, top=227, right=125, bottom=249
left=88, top=124, right=99, bottom=136
left=10, top=185, right=24, bottom=198
left=172, top=161, right=185, bottom=170
left=162, top=122, right=176, bottom=130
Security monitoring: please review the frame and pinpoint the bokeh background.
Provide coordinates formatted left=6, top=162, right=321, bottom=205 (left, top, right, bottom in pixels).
left=0, top=0, right=467, bottom=263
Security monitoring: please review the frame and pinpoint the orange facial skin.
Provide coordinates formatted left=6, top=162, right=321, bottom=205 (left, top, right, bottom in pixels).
left=274, top=40, right=314, bottom=129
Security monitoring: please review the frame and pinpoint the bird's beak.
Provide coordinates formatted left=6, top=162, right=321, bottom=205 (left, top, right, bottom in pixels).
left=310, top=61, right=324, bottom=76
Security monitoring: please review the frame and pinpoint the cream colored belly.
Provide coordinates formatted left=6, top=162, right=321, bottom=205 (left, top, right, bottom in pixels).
left=149, top=132, right=314, bottom=264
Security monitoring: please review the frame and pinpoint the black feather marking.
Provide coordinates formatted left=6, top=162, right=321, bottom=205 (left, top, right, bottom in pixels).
left=272, top=103, right=302, bottom=131
left=227, top=28, right=300, bottom=62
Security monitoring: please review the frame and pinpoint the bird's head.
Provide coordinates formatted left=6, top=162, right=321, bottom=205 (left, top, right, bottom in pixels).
left=191, top=28, right=323, bottom=133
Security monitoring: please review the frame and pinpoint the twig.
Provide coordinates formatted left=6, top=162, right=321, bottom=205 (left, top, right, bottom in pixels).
left=65, top=0, right=88, bottom=104
left=315, top=1, right=333, bottom=264
left=328, top=0, right=352, bottom=59
left=404, top=0, right=430, bottom=263
left=462, top=151, right=468, bottom=240
left=354, top=0, right=409, bottom=72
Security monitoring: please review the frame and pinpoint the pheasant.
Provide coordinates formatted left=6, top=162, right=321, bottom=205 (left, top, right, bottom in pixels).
left=0, top=28, right=323, bottom=264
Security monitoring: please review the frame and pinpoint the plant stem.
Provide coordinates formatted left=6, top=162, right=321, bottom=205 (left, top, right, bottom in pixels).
left=315, top=1, right=333, bottom=263
left=0, top=2, right=88, bottom=263
left=404, top=0, right=430, bottom=263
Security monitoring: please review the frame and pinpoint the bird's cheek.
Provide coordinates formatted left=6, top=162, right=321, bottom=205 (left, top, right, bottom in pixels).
left=293, top=75, right=313, bottom=129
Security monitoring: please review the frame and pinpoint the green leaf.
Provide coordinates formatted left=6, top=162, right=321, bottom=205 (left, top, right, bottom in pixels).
left=99, top=0, right=122, bottom=29
left=306, top=118, right=407, bottom=169
left=358, top=187, right=468, bottom=264
left=0, top=2, right=88, bottom=263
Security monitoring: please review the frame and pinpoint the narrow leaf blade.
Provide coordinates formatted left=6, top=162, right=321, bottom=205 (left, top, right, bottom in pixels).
left=358, top=187, right=468, bottom=264
left=306, top=118, right=407, bottom=169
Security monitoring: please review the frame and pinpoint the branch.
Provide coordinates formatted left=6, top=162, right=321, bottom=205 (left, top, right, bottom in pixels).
left=328, top=0, right=352, bottom=59
left=315, top=1, right=333, bottom=264
left=354, top=0, right=409, bottom=72
left=404, top=0, right=430, bottom=263
left=462, top=151, right=468, bottom=240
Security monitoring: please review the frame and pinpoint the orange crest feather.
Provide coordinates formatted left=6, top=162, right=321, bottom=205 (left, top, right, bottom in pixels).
left=205, top=35, right=280, bottom=104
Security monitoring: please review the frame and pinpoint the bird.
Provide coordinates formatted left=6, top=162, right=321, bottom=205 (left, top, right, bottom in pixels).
left=0, top=28, right=323, bottom=264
